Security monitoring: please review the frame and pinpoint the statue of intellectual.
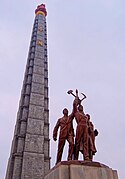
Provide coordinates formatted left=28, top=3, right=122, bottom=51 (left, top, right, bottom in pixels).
left=53, top=108, right=74, bottom=164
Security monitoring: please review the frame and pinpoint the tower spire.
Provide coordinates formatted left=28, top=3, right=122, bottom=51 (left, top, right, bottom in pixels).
left=5, top=4, right=50, bottom=179
left=35, top=4, right=47, bottom=16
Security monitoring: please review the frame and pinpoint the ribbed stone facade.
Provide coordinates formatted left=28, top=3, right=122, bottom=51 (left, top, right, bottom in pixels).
left=5, top=6, right=50, bottom=179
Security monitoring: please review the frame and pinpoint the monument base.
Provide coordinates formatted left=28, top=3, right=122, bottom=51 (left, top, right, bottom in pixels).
left=45, top=161, right=118, bottom=179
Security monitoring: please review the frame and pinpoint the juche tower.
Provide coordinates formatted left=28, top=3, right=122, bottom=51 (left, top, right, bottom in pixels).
left=5, top=4, right=50, bottom=179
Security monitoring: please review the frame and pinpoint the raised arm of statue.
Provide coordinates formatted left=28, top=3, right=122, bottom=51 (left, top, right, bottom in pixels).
left=81, top=93, right=87, bottom=102
left=67, top=89, right=85, bottom=114
left=53, top=119, right=60, bottom=141
left=73, top=98, right=78, bottom=114
left=73, top=91, right=80, bottom=114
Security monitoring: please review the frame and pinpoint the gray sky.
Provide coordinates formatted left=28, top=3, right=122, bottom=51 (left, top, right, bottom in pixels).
left=0, top=0, right=125, bottom=178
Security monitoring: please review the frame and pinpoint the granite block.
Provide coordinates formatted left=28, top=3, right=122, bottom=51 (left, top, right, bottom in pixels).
left=27, top=118, right=44, bottom=135
left=36, top=45, right=44, bottom=52
left=35, top=50, right=44, bottom=59
left=44, top=125, right=49, bottom=138
left=33, top=65, right=44, bottom=75
left=44, top=111, right=49, bottom=123
left=25, top=134, right=44, bottom=153
left=29, top=104, right=44, bottom=119
left=25, top=84, right=31, bottom=95
left=44, top=140, right=49, bottom=158
left=34, top=57, right=44, bottom=66
left=22, top=107, right=28, bottom=120
left=44, top=160, right=50, bottom=176
left=12, top=157, right=22, bottom=179
left=31, top=82, right=44, bottom=94
left=30, top=93, right=44, bottom=106
left=21, top=152, right=44, bottom=179
left=32, top=73, right=44, bottom=84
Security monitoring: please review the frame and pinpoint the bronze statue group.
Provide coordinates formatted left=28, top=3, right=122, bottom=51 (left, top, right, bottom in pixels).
left=53, top=89, right=98, bottom=164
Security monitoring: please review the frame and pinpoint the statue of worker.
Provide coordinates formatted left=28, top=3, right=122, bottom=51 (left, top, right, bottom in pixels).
left=53, top=108, right=74, bottom=164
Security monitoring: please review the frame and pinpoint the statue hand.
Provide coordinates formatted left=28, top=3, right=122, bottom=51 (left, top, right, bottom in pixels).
left=53, top=137, right=57, bottom=141
left=76, top=89, right=78, bottom=95
left=94, top=129, right=99, bottom=136
left=67, top=90, right=73, bottom=94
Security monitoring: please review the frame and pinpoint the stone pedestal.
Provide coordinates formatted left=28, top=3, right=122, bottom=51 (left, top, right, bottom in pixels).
left=45, top=161, right=118, bottom=179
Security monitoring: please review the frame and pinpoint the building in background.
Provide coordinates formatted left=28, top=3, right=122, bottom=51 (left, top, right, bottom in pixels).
left=5, top=4, right=50, bottom=179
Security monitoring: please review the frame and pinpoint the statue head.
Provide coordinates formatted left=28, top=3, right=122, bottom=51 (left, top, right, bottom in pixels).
left=86, top=114, right=90, bottom=120
left=78, top=105, right=83, bottom=112
left=63, top=108, right=68, bottom=116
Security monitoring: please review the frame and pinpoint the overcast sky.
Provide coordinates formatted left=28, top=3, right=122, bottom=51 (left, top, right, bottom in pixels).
left=0, top=0, right=125, bottom=178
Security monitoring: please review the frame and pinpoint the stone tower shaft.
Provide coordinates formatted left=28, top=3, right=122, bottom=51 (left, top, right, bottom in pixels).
left=5, top=4, right=50, bottom=179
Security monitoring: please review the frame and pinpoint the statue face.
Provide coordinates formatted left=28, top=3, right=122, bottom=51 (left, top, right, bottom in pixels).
left=86, top=114, right=90, bottom=120
left=63, top=108, right=68, bottom=115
